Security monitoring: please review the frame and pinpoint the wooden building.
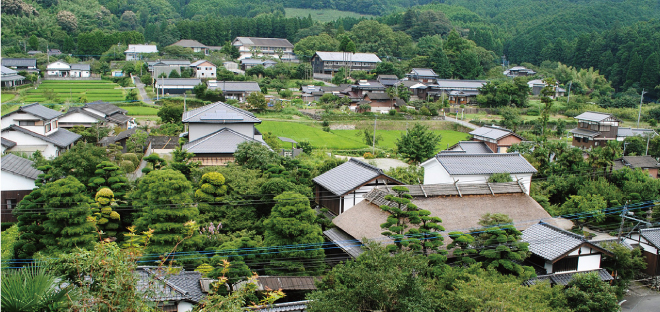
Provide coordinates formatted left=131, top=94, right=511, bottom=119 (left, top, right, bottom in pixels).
left=469, top=125, right=524, bottom=153
left=570, top=112, right=621, bottom=149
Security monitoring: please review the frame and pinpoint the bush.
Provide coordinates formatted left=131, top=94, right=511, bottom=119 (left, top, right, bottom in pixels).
left=363, top=152, right=375, bottom=159
left=297, top=141, right=313, bottom=154
left=321, top=120, right=330, bottom=127
left=278, top=89, right=293, bottom=98
left=119, top=160, right=136, bottom=173
left=322, top=126, right=331, bottom=132
left=526, top=107, right=540, bottom=116
left=388, top=109, right=397, bottom=116
left=121, top=153, right=139, bottom=168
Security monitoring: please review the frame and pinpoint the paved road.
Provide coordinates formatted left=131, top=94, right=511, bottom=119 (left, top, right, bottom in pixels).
left=621, top=281, right=660, bottom=312
left=443, top=115, right=478, bottom=130
left=133, top=76, right=153, bottom=104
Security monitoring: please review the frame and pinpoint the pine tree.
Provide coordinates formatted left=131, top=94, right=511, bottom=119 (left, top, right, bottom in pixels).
left=41, top=176, right=97, bottom=254
left=195, top=172, right=228, bottom=223
left=88, top=161, right=129, bottom=199
left=263, top=192, right=325, bottom=275
left=133, top=169, right=202, bottom=254
left=477, top=225, right=533, bottom=277
left=91, top=188, right=121, bottom=240
left=447, top=232, right=478, bottom=267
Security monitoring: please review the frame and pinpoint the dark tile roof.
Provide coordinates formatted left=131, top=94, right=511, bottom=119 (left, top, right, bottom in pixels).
left=570, top=128, right=600, bottom=137
left=1, top=58, right=37, bottom=68
left=248, top=300, right=311, bottom=312
left=182, top=101, right=260, bottom=124
left=432, top=153, right=537, bottom=175
left=522, top=222, right=587, bottom=261
left=84, top=102, right=128, bottom=116
left=171, top=39, right=208, bottom=48
left=235, top=37, right=294, bottom=48
left=618, top=156, right=660, bottom=169
left=137, top=267, right=206, bottom=303
left=446, top=141, right=494, bottom=154
left=1, top=153, right=42, bottom=180
left=253, top=276, right=319, bottom=291
left=2, top=125, right=80, bottom=148
left=2, top=103, right=62, bottom=120
left=182, top=128, right=268, bottom=154
left=324, top=228, right=364, bottom=258
left=364, top=92, right=393, bottom=100
left=470, top=126, right=522, bottom=141
left=640, top=228, right=660, bottom=249
left=574, top=111, right=618, bottom=122
left=207, top=81, right=261, bottom=92
left=148, top=135, right=180, bottom=150
left=312, top=158, right=399, bottom=196
left=617, top=127, right=657, bottom=138
left=378, top=75, right=398, bottom=80
left=410, top=68, right=438, bottom=77
left=1, top=137, right=17, bottom=148
left=524, top=269, right=613, bottom=286
left=70, top=64, right=90, bottom=71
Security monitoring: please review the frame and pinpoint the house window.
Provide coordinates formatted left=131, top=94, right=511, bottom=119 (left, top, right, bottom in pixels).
left=45, top=123, right=51, bottom=132
left=6, top=199, right=17, bottom=209
left=590, top=123, right=598, bottom=130
left=554, top=257, right=578, bottom=273
left=599, top=125, right=610, bottom=132
left=19, top=120, right=36, bottom=126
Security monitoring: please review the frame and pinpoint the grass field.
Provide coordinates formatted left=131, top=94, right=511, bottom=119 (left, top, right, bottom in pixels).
left=1, top=93, right=15, bottom=103
left=257, top=121, right=470, bottom=151
left=284, top=8, right=374, bottom=22
left=20, top=80, right=125, bottom=103
left=117, top=106, right=160, bottom=116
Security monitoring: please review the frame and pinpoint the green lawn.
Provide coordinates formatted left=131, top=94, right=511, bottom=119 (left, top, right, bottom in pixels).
left=1, top=93, right=15, bottom=103
left=117, top=106, right=160, bottom=116
left=257, top=121, right=470, bottom=151
left=284, top=8, right=374, bottom=22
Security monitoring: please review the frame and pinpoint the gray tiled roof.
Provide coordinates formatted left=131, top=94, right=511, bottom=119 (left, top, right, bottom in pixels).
left=1, top=153, right=42, bottom=180
left=640, top=228, right=660, bottom=249
left=433, top=79, right=488, bottom=90
left=156, top=78, right=201, bottom=86
left=182, top=102, right=260, bottom=124
left=125, top=44, right=158, bottom=53
left=137, top=268, right=206, bottom=303
left=1, top=137, right=17, bottom=148
left=524, top=269, right=613, bottom=286
left=207, top=81, right=261, bottom=92
left=2, top=103, right=62, bottom=120
left=433, top=153, right=537, bottom=175
left=249, top=300, right=311, bottom=312
left=182, top=127, right=269, bottom=154
left=470, top=126, right=520, bottom=141
left=313, top=158, right=397, bottom=196
left=619, top=156, right=660, bottom=169
left=2, top=125, right=80, bottom=148
left=70, top=64, right=90, bottom=71
left=1, top=58, right=37, bottom=68
left=378, top=75, right=398, bottom=80
left=522, top=222, right=587, bottom=261
left=171, top=39, right=207, bottom=48
left=592, top=239, right=633, bottom=250
left=1, top=65, right=17, bottom=75
left=569, top=128, right=600, bottom=137
left=448, top=141, right=494, bottom=154
left=410, top=68, right=438, bottom=77
left=324, top=228, right=364, bottom=258
left=234, top=37, right=294, bottom=48
left=314, top=52, right=381, bottom=63
left=617, top=127, right=658, bottom=138
left=574, top=111, right=617, bottom=122
left=364, top=92, right=393, bottom=100
left=63, top=107, right=105, bottom=121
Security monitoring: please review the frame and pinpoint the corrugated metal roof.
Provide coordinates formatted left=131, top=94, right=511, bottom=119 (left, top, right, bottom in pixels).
left=522, top=222, right=586, bottom=261
left=70, top=64, right=90, bottom=71
left=234, top=37, right=294, bottom=48
left=182, top=102, right=260, bottom=123
left=569, top=128, right=600, bottom=137
left=1, top=153, right=42, bottom=180
left=125, top=44, right=158, bottom=53
left=255, top=276, right=318, bottom=291
left=156, top=78, right=201, bottom=86
left=1, top=65, right=18, bottom=75
left=434, top=153, right=537, bottom=175
left=324, top=228, right=364, bottom=258
left=617, top=127, right=658, bottom=138
left=182, top=127, right=269, bottom=154
left=312, top=158, right=395, bottom=196
left=314, top=52, right=381, bottom=63
left=469, top=126, right=517, bottom=140
left=640, top=228, right=660, bottom=249
left=524, top=269, right=613, bottom=286
left=619, top=156, right=660, bottom=168
left=574, top=111, right=616, bottom=122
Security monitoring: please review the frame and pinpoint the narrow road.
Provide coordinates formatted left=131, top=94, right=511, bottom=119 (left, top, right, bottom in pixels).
left=132, top=75, right=153, bottom=104
left=443, top=115, right=478, bottom=130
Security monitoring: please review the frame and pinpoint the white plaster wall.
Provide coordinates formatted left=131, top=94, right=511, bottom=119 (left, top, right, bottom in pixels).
left=177, top=301, right=194, bottom=312
left=2, top=113, right=48, bottom=135
left=422, top=160, right=451, bottom=184
left=196, top=66, right=216, bottom=78
left=1, top=171, right=37, bottom=191
left=58, top=113, right=99, bottom=125
left=1, top=130, right=58, bottom=158
left=577, top=254, right=601, bottom=271
left=422, top=163, right=533, bottom=194
left=188, top=123, right=254, bottom=141
left=47, top=61, right=69, bottom=71
left=544, top=261, right=553, bottom=274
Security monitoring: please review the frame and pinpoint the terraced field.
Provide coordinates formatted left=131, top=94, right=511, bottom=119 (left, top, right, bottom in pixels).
left=22, top=80, right=125, bottom=103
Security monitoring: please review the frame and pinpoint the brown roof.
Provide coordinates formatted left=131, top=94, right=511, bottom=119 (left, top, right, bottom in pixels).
left=333, top=185, right=556, bottom=246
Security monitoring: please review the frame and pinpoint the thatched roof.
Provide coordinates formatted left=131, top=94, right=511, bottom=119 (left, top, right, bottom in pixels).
left=332, top=184, right=556, bottom=250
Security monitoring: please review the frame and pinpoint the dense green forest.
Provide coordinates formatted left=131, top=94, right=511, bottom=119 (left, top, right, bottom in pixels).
left=2, top=0, right=660, bottom=96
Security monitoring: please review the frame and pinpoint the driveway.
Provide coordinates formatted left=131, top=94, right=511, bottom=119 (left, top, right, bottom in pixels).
left=444, top=115, right=477, bottom=130
left=132, top=75, right=153, bottom=104
left=621, top=281, right=660, bottom=312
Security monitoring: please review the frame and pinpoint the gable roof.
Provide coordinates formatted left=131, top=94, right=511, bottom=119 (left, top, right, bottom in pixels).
left=125, top=44, right=158, bottom=54
left=84, top=101, right=127, bottom=115
left=364, top=92, right=394, bottom=100
left=617, top=127, right=657, bottom=138
left=470, top=126, right=523, bottom=141
left=182, top=127, right=269, bottom=154
left=312, top=158, right=401, bottom=196
left=430, top=153, right=537, bottom=175
left=170, top=39, right=207, bottom=48
left=433, top=79, right=488, bottom=90
left=522, top=222, right=610, bottom=261
left=190, top=60, right=216, bottom=67
left=2, top=125, right=81, bottom=148
left=378, top=75, right=398, bottom=80
left=331, top=185, right=554, bottom=256
left=1, top=58, right=37, bottom=68
left=410, top=68, right=438, bottom=77
left=314, top=52, right=381, bottom=63
left=137, top=267, right=206, bottom=303
left=70, top=64, right=90, bottom=71
left=182, top=101, right=260, bottom=124
left=640, top=228, right=660, bottom=249
left=618, top=156, right=660, bottom=169
left=62, top=107, right=105, bottom=121
left=234, top=37, right=294, bottom=48
left=574, top=111, right=620, bottom=122
left=1, top=153, right=42, bottom=180
left=156, top=78, right=201, bottom=87
left=446, top=141, right=494, bottom=154
left=235, top=276, right=319, bottom=292
left=2, top=103, right=62, bottom=120
left=207, top=81, right=261, bottom=92
left=1, top=137, right=17, bottom=148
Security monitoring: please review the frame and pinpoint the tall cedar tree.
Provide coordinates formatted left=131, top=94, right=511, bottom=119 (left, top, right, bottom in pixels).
left=263, top=192, right=325, bottom=275
left=195, top=172, right=228, bottom=223
left=539, top=77, right=556, bottom=141
left=91, top=188, right=121, bottom=240
left=41, top=176, right=97, bottom=254
left=133, top=169, right=203, bottom=254
left=396, top=123, right=441, bottom=164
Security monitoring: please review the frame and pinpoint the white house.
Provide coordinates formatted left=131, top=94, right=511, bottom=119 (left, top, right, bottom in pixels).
left=420, top=152, right=537, bottom=195
left=190, top=60, right=216, bottom=79
left=181, top=102, right=270, bottom=166
left=125, top=44, right=158, bottom=61
left=1, top=154, right=42, bottom=222
left=206, top=81, right=261, bottom=102
left=232, top=37, right=296, bottom=61
left=522, top=222, right=614, bottom=286
left=46, top=61, right=90, bottom=78
left=58, top=101, right=135, bottom=129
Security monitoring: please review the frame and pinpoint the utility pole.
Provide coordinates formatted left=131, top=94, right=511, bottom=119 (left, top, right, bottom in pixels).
left=566, top=81, right=572, bottom=105
left=372, top=116, right=377, bottom=154
left=637, top=89, right=646, bottom=128
left=646, top=134, right=651, bottom=156
left=617, top=201, right=629, bottom=243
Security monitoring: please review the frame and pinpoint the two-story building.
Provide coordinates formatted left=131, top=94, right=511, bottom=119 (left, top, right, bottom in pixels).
left=522, top=222, right=614, bottom=286
left=570, top=112, right=621, bottom=149
left=312, top=52, right=381, bottom=74
left=406, top=68, right=438, bottom=83
left=190, top=60, right=216, bottom=79
left=427, top=79, right=488, bottom=104
left=58, top=101, right=135, bottom=129
left=181, top=101, right=270, bottom=166
left=206, top=81, right=261, bottom=102
left=125, top=44, right=158, bottom=61
left=148, top=60, right=192, bottom=78
left=625, top=228, right=660, bottom=276
left=1, top=66, right=25, bottom=88
left=469, top=126, right=524, bottom=153
left=232, top=37, right=296, bottom=61
left=1, top=103, right=81, bottom=158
